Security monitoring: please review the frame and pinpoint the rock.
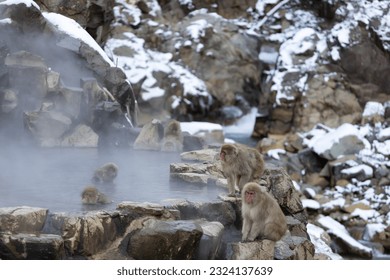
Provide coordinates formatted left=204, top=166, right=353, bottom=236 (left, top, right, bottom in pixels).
left=35, top=0, right=115, bottom=44
left=310, top=123, right=366, bottom=160
left=316, top=215, right=372, bottom=259
left=306, top=223, right=343, bottom=260
left=340, top=164, right=373, bottom=181
left=286, top=216, right=309, bottom=238
left=168, top=200, right=236, bottom=227
left=117, top=201, right=179, bottom=221
left=0, top=233, right=64, bottom=260
left=261, top=166, right=304, bottom=214
left=226, top=240, right=275, bottom=260
left=195, top=220, right=224, bottom=260
left=24, top=110, right=72, bottom=146
left=61, top=124, right=99, bottom=147
left=133, top=119, right=163, bottom=150
left=275, top=234, right=315, bottom=260
left=43, top=211, right=119, bottom=257
left=125, top=219, right=203, bottom=259
left=0, top=1, right=137, bottom=146
left=298, top=148, right=328, bottom=173
left=362, top=101, right=385, bottom=125
left=0, top=206, right=48, bottom=234
left=180, top=149, right=219, bottom=162
left=170, top=172, right=210, bottom=185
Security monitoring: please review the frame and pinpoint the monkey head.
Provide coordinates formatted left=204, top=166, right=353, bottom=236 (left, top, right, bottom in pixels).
left=242, top=182, right=267, bottom=205
left=220, top=144, right=238, bottom=162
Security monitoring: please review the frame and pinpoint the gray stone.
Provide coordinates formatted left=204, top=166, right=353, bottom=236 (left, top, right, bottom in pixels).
left=0, top=206, right=48, bottom=234
left=195, top=220, right=224, bottom=260
left=126, top=219, right=203, bottom=259
left=226, top=240, right=275, bottom=260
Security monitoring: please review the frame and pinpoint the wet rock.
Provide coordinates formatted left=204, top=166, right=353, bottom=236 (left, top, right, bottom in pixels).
left=43, top=211, right=119, bottom=257
left=133, top=119, right=163, bottom=151
left=0, top=206, right=48, bottom=234
left=0, top=233, right=64, bottom=260
left=125, top=218, right=203, bottom=260
left=24, top=110, right=72, bottom=147
left=168, top=200, right=236, bottom=227
left=180, top=148, right=219, bottom=162
left=225, top=240, right=275, bottom=260
left=117, top=201, right=179, bottom=221
left=286, top=216, right=309, bottom=239
left=61, top=124, right=99, bottom=147
left=274, top=233, right=315, bottom=260
left=195, top=220, right=224, bottom=260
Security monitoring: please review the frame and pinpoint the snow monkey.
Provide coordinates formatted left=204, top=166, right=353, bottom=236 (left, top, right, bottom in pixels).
left=219, top=143, right=265, bottom=196
left=92, top=162, right=118, bottom=184
left=161, top=119, right=184, bottom=152
left=81, top=186, right=112, bottom=205
left=241, top=182, right=287, bottom=242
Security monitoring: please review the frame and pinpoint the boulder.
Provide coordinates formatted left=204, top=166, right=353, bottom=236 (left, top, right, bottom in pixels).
left=194, top=220, right=224, bottom=260
left=0, top=233, right=64, bottom=260
left=125, top=218, right=203, bottom=260
left=225, top=240, right=275, bottom=260
left=0, top=206, right=48, bottom=234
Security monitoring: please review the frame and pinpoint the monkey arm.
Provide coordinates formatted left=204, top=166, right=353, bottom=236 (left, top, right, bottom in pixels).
left=247, top=221, right=263, bottom=242
left=241, top=214, right=251, bottom=241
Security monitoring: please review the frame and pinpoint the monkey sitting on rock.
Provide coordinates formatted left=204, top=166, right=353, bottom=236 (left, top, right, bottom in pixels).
left=92, top=162, right=118, bottom=184
left=81, top=186, right=112, bottom=205
left=241, top=182, right=287, bottom=242
left=219, top=143, right=265, bottom=196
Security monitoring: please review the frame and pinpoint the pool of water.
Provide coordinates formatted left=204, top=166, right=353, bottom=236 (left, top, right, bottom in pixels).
left=0, top=147, right=225, bottom=213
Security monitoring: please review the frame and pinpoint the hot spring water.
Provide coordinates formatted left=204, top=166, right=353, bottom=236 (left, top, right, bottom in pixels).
left=0, top=147, right=225, bottom=213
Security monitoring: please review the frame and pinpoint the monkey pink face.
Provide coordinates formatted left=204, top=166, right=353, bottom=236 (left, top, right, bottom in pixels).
left=220, top=151, right=226, bottom=161
left=245, top=190, right=255, bottom=204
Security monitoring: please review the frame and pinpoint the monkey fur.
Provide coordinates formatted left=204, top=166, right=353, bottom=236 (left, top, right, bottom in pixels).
left=81, top=186, right=112, bottom=205
left=241, top=182, right=287, bottom=242
left=92, top=162, right=118, bottom=184
left=219, top=143, right=264, bottom=196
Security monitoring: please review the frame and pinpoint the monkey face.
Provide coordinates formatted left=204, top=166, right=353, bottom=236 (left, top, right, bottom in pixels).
left=245, top=190, right=255, bottom=204
left=219, top=150, right=226, bottom=161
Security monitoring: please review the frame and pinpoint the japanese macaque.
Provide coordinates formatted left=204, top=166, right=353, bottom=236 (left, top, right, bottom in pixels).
left=161, top=119, right=183, bottom=152
left=92, top=162, right=118, bottom=184
left=241, top=182, right=287, bottom=242
left=81, top=186, right=112, bottom=204
left=219, top=143, right=265, bottom=196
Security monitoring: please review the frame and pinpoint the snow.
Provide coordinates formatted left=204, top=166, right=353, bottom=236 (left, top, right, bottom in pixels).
left=374, top=140, right=390, bottom=156
left=180, top=122, right=223, bottom=135
left=321, top=197, right=345, bottom=211
left=308, top=123, right=365, bottom=155
left=350, top=208, right=380, bottom=221
left=377, top=127, right=390, bottom=141
left=363, top=224, right=386, bottom=241
left=0, top=0, right=39, bottom=9
left=266, top=149, right=286, bottom=160
left=363, top=101, right=385, bottom=117
left=186, top=19, right=211, bottom=42
left=317, top=215, right=372, bottom=254
left=301, top=199, right=320, bottom=210
left=307, top=223, right=343, bottom=260
left=341, top=164, right=373, bottom=177
left=304, top=187, right=316, bottom=198
left=223, top=107, right=257, bottom=137
left=105, top=31, right=211, bottom=102
left=43, top=12, right=114, bottom=67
